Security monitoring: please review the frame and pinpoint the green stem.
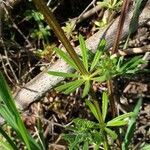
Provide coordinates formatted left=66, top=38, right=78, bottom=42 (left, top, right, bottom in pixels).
left=90, top=88, right=109, bottom=150
left=32, top=0, right=89, bottom=76
left=93, top=102, right=109, bottom=150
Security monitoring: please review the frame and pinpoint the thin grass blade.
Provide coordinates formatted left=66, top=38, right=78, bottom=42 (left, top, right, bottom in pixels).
left=124, top=0, right=145, bottom=48
left=0, top=73, right=18, bottom=114
left=0, top=140, right=14, bottom=150
left=122, top=98, right=142, bottom=150
left=128, top=0, right=144, bottom=37
left=119, top=56, right=143, bottom=74
left=0, top=73, right=42, bottom=150
left=0, top=106, right=18, bottom=130
left=0, top=126, right=17, bottom=150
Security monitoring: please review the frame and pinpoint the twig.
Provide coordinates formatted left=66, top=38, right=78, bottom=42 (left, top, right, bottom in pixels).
left=21, top=61, right=41, bottom=81
left=140, top=52, right=150, bottom=69
left=117, top=45, right=150, bottom=56
left=4, top=50, right=19, bottom=84
left=1, top=37, right=19, bottom=84
left=75, top=0, right=97, bottom=23
left=4, top=6, right=33, bottom=49
left=76, top=5, right=102, bottom=24
left=0, top=53, right=13, bottom=83
left=107, top=0, right=131, bottom=120
left=69, top=0, right=98, bottom=31
left=0, top=1, right=2, bottom=38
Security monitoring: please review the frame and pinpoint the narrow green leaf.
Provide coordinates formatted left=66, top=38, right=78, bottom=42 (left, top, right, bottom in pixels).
left=105, top=128, right=118, bottom=140
left=85, top=100, right=99, bottom=122
left=128, top=0, right=144, bottom=35
left=55, top=80, right=82, bottom=92
left=102, top=92, right=108, bottom=122
left=90, top=39, right=106, bottom=71
left=0, top=73, right=41, bottom=150
left=0, top=106, right=18, bottom=130
left=92, top=75, right=106, bottom=82
left=124, top=0, right=145, bottom=48
left=107, top=120, right=128, bottom=127
left=82, top=81, right=90, bottom=98
left=79, top=34, right=88, bottom=71
left=107, top=112, right=134, bottom=126
left=0, top=126, right=17, bottom=150
left=54, top=47, right=77, bottom=70
left=122, top=98, right=142, bottom=150
left=48, top=71, right=80, bottom=78
left=97, top=38, right=106, bottom=51
left=118, top=56, right=143, bottom=74
left=0, top=73, right=18, bottom=114
left=16, top=117, right=32, bottom=150
left=116, top=56, right=124, bottom=70
left=90, top=50, right=102, bottom=71
left=55, top=79, right=84, bottom=93
left=0, top=140, right=14, bottom=150
left=0, top=73, right=30, bottom=150
left=126, top=59, right=143, bottom=70
left=63, top=80, right=84, bottom=94
left=110, top=112, right=134, bottom=122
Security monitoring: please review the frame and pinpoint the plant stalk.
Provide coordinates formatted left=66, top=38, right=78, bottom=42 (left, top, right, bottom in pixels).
left=107, top=1, right=131, bottom=147
left=90, top=88, right=109, bottom=150
left=107, top=80, right=116, bottom=117
left=32, top=0, right=89, bottom=76
left=112, top=0, right=131, bottom=54
left=107, top=0, right=131, bottom=120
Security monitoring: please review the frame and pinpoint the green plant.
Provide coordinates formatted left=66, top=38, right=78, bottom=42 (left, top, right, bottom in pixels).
left=25, top=9, right=51, bottom=46
left=32, top=1, right=146, bottom=149
left=122, top=98, right=142, bottom=150
left=0, top=72, right=45, bottom=150
left=62, top=20, right=77, bottom=39
left=63, top=118, right=101, bottom=150
left=97, top=0, right=122, bottom=11
left=124, top=0, right=145, bottom=49
left=48, top=34, right=144, bottom=149
left=94, top=15, right=108, bottom=28
left=64, top=92, right=134, bottom=150
left=95, top=0, right=122, bottom=28
left=48, top=35, right=144, bottom=97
